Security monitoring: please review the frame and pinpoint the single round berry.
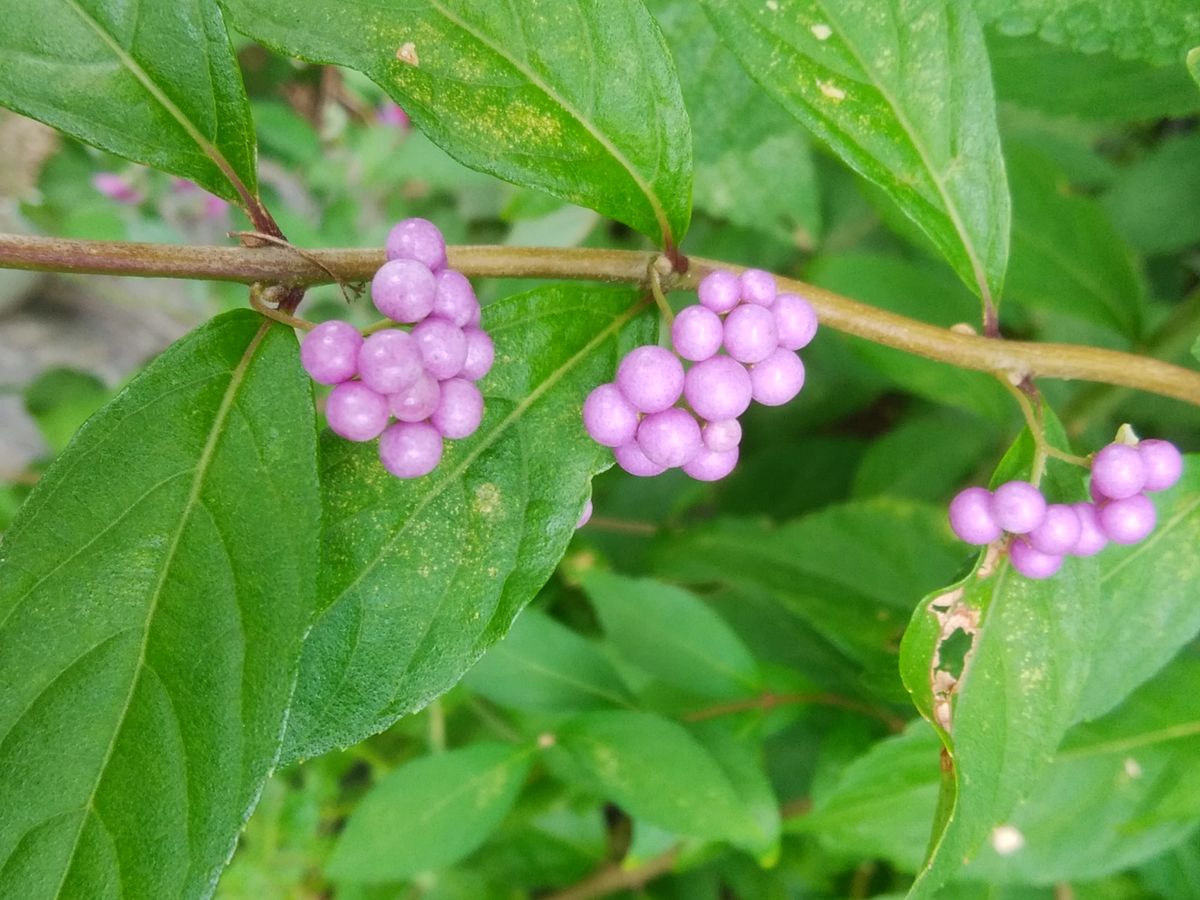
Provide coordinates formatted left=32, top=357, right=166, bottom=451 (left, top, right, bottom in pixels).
left=379, top=421, right=444, bottom=478
left=773, top=293, right=819, bottom=351
left=1009, top=538, right=1063, bottom=580
left=358, top=329, right=423, bottom=394
left=616, top=345, right=685, bottom=414
left=697, top=269, right=740, bottom=313
left=1098, top=494, right=1157, bottom=544
left=412, top=318, right=468, bottom=380
left=1027, top=504, right=1082, bottom=556
left=385, top=217, right=447, bottom=272
left=1138, top=439, right=1183, bottom=492
left=371, top=258, right=437, bottom=323
left=683, top=446, right=739, bottom=482
left=326, top=382, right=390, bottom=442
left=431, top=378, right=484, bottom=439
left=636, top=407, right=702, bottom=468
left=749, top=348, right=805, bottom=406
left=577, top=498, right=593, bottom=529
left=991, top=481, right=1047, bottom=535
left=390, top=370, right=441, bottom=423
left=703, top=419, right=742, bottom=453
left=723, top=304, right=779, bottom=364
left=300, top=320, right=363, bottom=385
left=432, top=269, right=479, bottom=327
left=684, top=355, right=753, bottom=422
left=949, top=486, right=1002, bottom=545
left=583, top=383, right=640, bottom=448
left=670, top=305, right=724, bottom=362
left=1070, top=502, right=1108, bottom=557
left=613, top=441, right=667, bottom=477
left=1090, top=443, right=1147, bottom=500
left=461, top=327, right=495, bottom=381
left=739, top=269, right=776, bottom=306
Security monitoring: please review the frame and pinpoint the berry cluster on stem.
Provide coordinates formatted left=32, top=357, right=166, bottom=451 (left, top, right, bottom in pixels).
left=300, top=218, right=494, bottom=479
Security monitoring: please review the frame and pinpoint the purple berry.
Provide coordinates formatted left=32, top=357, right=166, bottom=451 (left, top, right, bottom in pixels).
left=385, top=217, right=447, bottom=272
left=683, top=446, right=739, bottom=482
left=739, top=269, right=777, bottom=306
left=949, top=486, right=1002, bottom=545
left=326, top=382, right=390, bottom=442
left=358, top=329, right=423, bottom=394
left=431, top=377, right=484, bottom=439
left=1098, top=494, right=1157, bottom=544
left=1138, top=440, right=1183, bottom=492
left=583, top=383, right=640, bottom=448
left=749, top=348, right=805, bottom=406
left=379, top=421, right=444, bottom=478
left=773, top=293, right=819, bottom=351
left=991, top=481, right=1047, bottom=535
left=412, top=318, right=468, bottom=380
left=301, top=320, right=363, bottom=385
left=1090, top=443, right=1147, bottom=500
left=723, top=304, right=779, bottom=364
left=461, top=327, right=495, bottom=381
left=1070, top=502, right=1108, bottom=557
left=372, top=258, right=437, bottom=323
left=636, top=408, right=702, bottom=468
left=684, top=356, right=753, bottom=422
left=432, top=269, right=479, bottom=327
left=703, top=419, right=742, bottom=453
left=613, top=442, right=667, bottom=478
left=390, top=370, right=441, bottom=422
left=1027, top=504, right=1082, bottom=556
left=616, top=345, right=685, bottom=414
left=697, top=270, right=740, bottom=313
left=670, top=305, right=724, bottom=362
left=577, top=498, right=593, bottom=529
left=1009, top=538, right=1063, bottom=580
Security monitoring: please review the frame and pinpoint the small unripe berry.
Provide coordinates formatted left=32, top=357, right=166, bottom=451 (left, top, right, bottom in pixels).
left=326, top=382, right=390, bottom=442
left=301, top=320, right=363, bottom=385
left=379, top=421, right=443, bottom=478
left=616, top=345, right=685, bottom=414
left=386, top=217, right=447, bottom=272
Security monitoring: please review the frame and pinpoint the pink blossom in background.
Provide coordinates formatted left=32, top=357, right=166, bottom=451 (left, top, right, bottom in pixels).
left=92, top=173, right=144, bottom=205
left=377, top=100, right=410, bottom=129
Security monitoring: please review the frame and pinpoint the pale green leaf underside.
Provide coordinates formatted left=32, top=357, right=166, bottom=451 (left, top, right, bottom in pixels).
left=0, top=311, right=319, bottom=898
left=0, top=0, right=258, bottom=205
left=281, top=285, right=654, bottom=764
left=221, top=0, right=693, bottom=246
left=701, top=0, right=1010, bottom=303
left=975, top=0, right=1200, bottom=66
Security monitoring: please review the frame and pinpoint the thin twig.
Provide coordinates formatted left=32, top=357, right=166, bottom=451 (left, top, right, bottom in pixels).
left=541, top=847, right=679, bottom=900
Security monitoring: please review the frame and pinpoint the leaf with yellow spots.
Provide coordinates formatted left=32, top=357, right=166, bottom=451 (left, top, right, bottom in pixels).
left=220, top=0, right=693, bottom=247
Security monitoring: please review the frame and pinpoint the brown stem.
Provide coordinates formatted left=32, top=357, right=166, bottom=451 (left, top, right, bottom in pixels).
left=541, top=848, right=679, bottom=900
left=1, top=235, right=1198, bottom=406
left=683, top=691, right=906, bottom=732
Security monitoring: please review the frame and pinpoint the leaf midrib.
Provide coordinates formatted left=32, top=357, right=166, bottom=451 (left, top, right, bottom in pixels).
left=47, top=321, right=271, bottom=899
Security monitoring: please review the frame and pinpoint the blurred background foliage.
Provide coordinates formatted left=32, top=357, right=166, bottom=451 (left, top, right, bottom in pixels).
left=1, top=14, right=1198, bottom=900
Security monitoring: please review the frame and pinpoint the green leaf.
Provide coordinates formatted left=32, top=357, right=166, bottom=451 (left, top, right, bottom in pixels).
left=1103, top=134, right=1200, bottom=256
left=221, top=0, right=692, bottom=246
left=0, top=0, right=259, bottom=207
left=326, top=743, right=533, bottom=883
left=281, top=285, right=654, bottom=763
left=1006, top=144, right=1145, bottom=338
left=23, top=368, right=112, bottom=455
left=973, top=0, right=1200, bottom=66
left=691, top=723, right=782, bottom=863
left=988, top=32, right=1200, bottom=121
left=549, top=710, right=760, bottom=845
left=580, top=570, right=761, bottom=700
left=1190, top=47, right=1200, bottom=89
left=464, top=608, right=635, bottom=714
left=650, top=0, right=820, bottom=245
left=0, top=311, right=320, bottom=897
left=702, top=0, right=1010, bottom=302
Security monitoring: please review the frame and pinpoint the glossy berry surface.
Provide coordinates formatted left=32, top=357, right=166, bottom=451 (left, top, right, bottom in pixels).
left=670, top=305, right=724, bottom=362
left=1027, top=503, right=1082, bottom=556
left=723, top=304, right=779, bottom=364
left=379, top=421, right=443, bottom=478
left=1138, top=439, right=1183, bottom=492
left=582, top=383, right=640, bottom=448
left=616, top=345, right=685, bottom=414
left=697, top=269, right=740, bottom=313
left=385, top=217, right=447, bottom=272
left=684, top=355, right=753, bottom=422
left=431, top=378, right=484, bottom=439
left=358, top=329, right=423, bottom=394
left=1090, top=443, right=1147, bottom=500
left=702, top=419, right=742, bottom=453
left=738, top=268, right=776, bottom=306
left=371, top=258, right=437, bottom=323
left=301, top=320, right=362, bottom=385
left=389, top=371, right=441, bottom=423
left=326, top=382, right=390, bottom=442
left=412, top=318, right=468, bottom=380
left=636, top=407, right=702, bottom=468
left=613, top=441, right=667, bottom=477
left=948, top=486, right=1002, bottom=545
left=461, top=327, right=495, bottom=381
left=1009, top=538, right=1063, bottom=580
left=991, top=481, right=1047, bottom=535
left=1070, top=502, right=1109, bottom=557
left=683, top=446, right=739, bottom=482
left=1098, top=494, right=1157, bottom=544
left=773, top=293, right=819, bottom=351
left=432, top=269, right=480, bottom=327
left=749, top=348, right=805, bottom=407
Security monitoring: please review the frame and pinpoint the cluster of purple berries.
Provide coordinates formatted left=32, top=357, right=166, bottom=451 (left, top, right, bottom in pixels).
left=582, top=268, right=817, bottom=481
left=299, top=218, right=494, bottom=479
left=949, top=438, right=1184, bottom=579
